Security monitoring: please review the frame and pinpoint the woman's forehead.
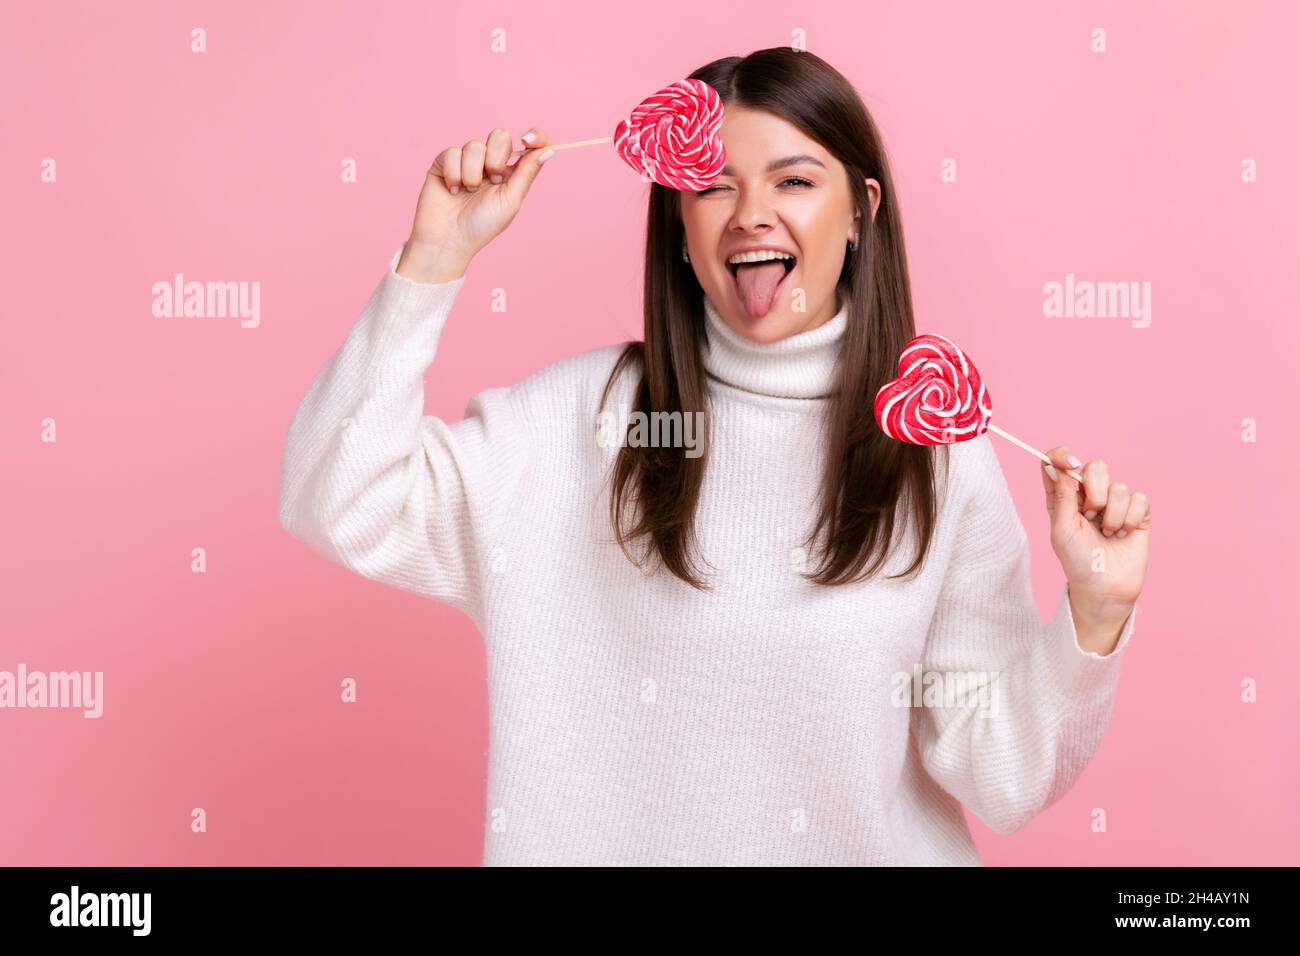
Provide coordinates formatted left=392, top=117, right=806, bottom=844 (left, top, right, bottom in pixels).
left=718, top=108, right=831, bottom=170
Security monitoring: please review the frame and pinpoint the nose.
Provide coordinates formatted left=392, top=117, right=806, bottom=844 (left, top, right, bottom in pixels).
left=729, top=184, right=777, bottom=233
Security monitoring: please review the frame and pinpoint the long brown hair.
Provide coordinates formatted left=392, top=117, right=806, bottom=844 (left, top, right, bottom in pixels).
left=599, top=47, right=943, bottom=591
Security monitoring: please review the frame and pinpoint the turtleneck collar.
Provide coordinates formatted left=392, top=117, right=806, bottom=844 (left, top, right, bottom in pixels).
left=701, top=294, right=847, bottom=400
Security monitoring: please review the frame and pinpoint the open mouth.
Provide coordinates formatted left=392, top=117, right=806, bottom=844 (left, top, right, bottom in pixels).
left=726, top=255, right=797, bottom=319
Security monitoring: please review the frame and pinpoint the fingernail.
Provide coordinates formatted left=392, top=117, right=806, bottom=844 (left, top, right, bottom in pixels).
left=449, top=185, right=459, bottom=194
left=1067, top=455, right=1083, bottom=468
left=1084, top=510, right=1097, bottom=520
left=1103, top=528, right=1114, bottom=537
left=1043, top=462, right=1059, bottom=482
left=521, top=131, right=537, bottom=144
left=537, top=147, right=556, bottom=164
left=490, top=174, right=503, bottom=184
left=1116, top=529, right=1128, bottom=538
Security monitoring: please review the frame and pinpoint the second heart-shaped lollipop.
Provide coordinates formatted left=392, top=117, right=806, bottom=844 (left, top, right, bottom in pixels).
left=874, top=333, right=992, bottom=445
left=875, top=332, right=1083, bottom=481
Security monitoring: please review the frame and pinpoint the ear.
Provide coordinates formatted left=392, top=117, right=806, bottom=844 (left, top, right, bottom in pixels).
left=865, top=178, right=881, bottom=223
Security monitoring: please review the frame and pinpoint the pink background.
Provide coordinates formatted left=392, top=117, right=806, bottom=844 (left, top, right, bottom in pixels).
left=3, top=0, right=1297, bottom=866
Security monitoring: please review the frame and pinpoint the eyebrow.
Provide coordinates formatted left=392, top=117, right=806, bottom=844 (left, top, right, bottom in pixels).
left=719, top=154, right=827, bottom=176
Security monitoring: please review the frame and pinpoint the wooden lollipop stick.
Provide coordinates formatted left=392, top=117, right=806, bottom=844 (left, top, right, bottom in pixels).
left=986, top=423, right=1084, bottom=482
left=509, top=135, right=613, bottom=158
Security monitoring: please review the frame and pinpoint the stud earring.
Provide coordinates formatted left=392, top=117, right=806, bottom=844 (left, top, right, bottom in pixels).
left=682, top=245, right=690, bottom=263
left=848, top=233, right=860, bottom=251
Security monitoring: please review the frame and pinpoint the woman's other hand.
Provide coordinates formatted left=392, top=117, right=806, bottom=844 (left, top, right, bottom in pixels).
left=397, top=127, right=555, bottom=283
left=1041, top=446, right=1151, bottom=653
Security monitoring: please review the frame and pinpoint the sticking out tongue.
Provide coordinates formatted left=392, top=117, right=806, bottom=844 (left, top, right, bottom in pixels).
left=733, top=261, right=788, bottom=318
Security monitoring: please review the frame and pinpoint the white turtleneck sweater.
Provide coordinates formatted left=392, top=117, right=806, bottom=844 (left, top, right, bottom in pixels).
left=278, top=242, right=1138, bottom=866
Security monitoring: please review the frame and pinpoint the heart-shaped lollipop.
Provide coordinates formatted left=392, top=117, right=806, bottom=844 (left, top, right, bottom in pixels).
left=613, top=79, right=727, bottom=191
left=874, top=333, right=992, bottom=445
left=508, top=78, right=727, bottom=192
left=875, top=332, right=1083, bottom=480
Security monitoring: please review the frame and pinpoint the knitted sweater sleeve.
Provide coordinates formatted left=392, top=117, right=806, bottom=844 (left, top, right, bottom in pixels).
left=277, top=243, right=531, bottom=623
left=910, top=434, right=1137, bottom=836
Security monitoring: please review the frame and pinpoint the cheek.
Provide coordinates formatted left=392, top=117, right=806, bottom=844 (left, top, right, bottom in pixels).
left=680, top=203, right=724, bottom=239
left=790, top=215, right=846, bottom=258
left=795, top=237, right=847, bottom=279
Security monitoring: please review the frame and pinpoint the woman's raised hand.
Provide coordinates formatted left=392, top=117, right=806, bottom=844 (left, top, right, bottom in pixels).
left=1041, top=445, right=1151, bottom=652
left=397, top=127, right=554, bottom=283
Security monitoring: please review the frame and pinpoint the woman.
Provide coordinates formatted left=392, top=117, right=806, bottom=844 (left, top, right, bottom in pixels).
left=279, top=48, right=1151, bottom=866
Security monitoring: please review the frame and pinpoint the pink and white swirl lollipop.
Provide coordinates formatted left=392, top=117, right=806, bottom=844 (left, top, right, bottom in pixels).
left=875, top=333, right=1083, bottom=480
left=874, top=334, right=992, bottom=445
left=613, top=79, right=726, bottom=190
left=509, top=78, right=727, bottom=192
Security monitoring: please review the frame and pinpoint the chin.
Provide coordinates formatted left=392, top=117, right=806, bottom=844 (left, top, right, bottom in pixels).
left=719, top=310, right=797, bottom=345
left=733, top=312, right=795, bottom=344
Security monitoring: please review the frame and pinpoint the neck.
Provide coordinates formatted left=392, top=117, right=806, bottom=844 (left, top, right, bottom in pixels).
left=700, top=294, right=848, bottom=400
